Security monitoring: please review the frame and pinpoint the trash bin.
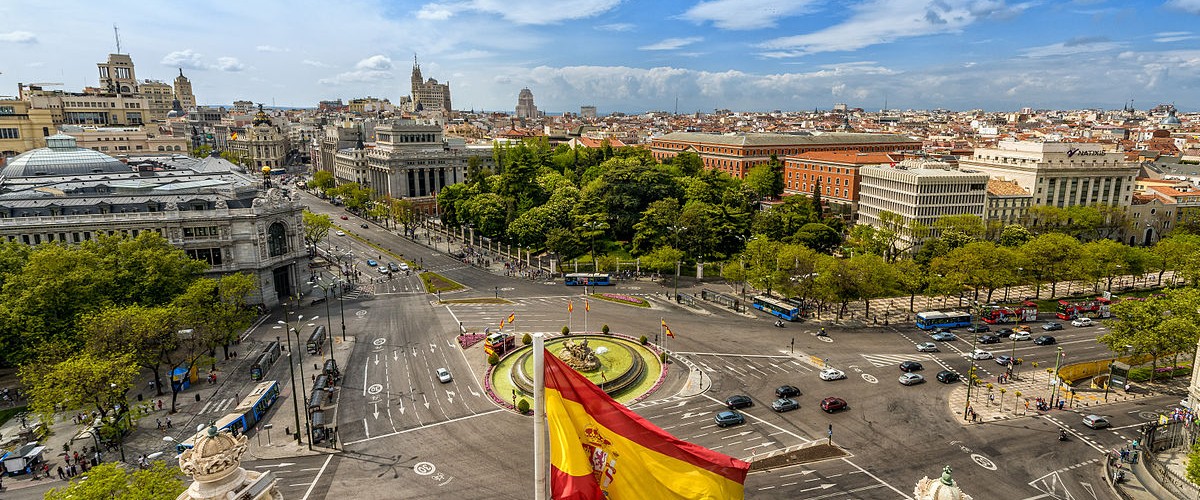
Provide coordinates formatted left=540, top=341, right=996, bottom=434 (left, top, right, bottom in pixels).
left=137, top=393, right=143, bottom=402
left=195, top=393, right=201, bottom=402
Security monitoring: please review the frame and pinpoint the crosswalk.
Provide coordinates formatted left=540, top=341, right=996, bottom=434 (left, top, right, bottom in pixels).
left=197, top=396, right=239, bottom=415
left=859, top=352, right=937, bottom=368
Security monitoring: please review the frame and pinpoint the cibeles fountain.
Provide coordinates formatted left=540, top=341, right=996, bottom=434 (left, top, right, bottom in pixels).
left=177, top=425, right=282, bottom=500
left=914, top=466, right=973, bottom=500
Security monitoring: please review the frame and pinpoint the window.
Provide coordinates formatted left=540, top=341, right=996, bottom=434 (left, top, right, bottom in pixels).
left=0, top=106, right=13, bottom=115
left=0, top=128, right=18, bottom=139
left=267, top=222, right=288, bottom=257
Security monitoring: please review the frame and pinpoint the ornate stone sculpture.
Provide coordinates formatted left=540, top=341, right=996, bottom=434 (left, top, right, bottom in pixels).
left=557, top=339, right=601, bottom=371
left=177, top=425, right=281, bottom=500
left=913, top=465, right=972, bottom=500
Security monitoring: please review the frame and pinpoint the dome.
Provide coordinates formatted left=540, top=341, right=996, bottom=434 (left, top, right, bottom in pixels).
left=914, top=466, right=972, bottom=500
left=1, top=134, right=131, bottom=178
left=1161, top=109, right=1181, bottom=125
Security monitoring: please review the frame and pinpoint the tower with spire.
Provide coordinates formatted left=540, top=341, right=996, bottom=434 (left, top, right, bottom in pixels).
left=408, top=55, right=452, bottom=114
left=175, top=68, right=196, bottom=110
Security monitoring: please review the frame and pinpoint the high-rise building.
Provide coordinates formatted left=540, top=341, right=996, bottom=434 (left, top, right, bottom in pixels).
left=580, top=105, right=597, bottom=119
left=515, top=88, right=539, bottom=119
left=410, top=57, right=452, bottom=113
left=140, top=80, right=174, bottom=122
left=97, top=53, right=138, bottom=94
left=174, top=69, right=196, bottom=110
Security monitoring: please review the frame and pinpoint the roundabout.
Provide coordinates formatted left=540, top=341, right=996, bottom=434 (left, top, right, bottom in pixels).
left=487, top=334, right=665, bottom=410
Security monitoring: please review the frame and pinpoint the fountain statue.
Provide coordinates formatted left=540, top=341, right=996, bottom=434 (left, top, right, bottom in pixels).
left=914, top=465, right=972, bottom=500
left=557, top=339, right=601, bottom=371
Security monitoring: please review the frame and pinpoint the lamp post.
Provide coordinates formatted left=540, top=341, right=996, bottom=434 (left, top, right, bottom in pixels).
left=964, top=366, right=977, bottom=421
left=275, top=324, right=303, bottom=445
left=1050, top=347, right=1064, bottom=407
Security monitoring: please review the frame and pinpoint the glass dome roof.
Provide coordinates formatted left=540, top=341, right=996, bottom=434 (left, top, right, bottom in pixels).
left=0, top=134, right=132, bottom=178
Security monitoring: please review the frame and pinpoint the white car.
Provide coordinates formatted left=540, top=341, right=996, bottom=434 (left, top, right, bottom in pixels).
left=916, top=342, right=939, bottom=353
left=819, top=368, right=846, bottom=381
left=336, top=230, right=346, bottom=236
left=1071, top=317, right=1094, bottom=327
left=970, top=349, right=993, bottom=360
left=399, top=262, right=410, bottom=271
left=1011, top=331, right=1032, bottom=341
left=436, top=368, right=452, bottom=383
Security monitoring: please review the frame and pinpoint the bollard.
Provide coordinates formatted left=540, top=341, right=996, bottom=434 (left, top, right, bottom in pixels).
left=195, top=393, right=201, bottom=402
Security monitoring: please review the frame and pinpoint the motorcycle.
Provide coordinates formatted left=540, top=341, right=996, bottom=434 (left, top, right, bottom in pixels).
left=1059, top=430, right=1069, bottom=442
left=816, top=328, right=828, bottom=337
left=774, top=320, right=785, bottom=328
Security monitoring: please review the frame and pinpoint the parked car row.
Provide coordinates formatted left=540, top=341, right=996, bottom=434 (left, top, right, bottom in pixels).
left=715, top=386, right=849, bottom=427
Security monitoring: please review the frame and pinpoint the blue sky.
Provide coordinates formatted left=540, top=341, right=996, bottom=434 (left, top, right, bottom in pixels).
left=1, top=0, right=1199, bottom=113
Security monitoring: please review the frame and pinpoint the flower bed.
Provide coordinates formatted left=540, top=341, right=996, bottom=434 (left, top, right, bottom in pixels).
left=457, top=333, right=486, bottom=349
left=596, top=293, right=649, bottom=307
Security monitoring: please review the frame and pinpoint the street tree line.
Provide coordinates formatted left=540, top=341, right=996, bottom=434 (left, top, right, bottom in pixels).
left=0, top=232, right=258, bottom=443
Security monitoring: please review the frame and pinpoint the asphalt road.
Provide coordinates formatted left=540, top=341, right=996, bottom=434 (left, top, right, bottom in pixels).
left=275, top=190, right=1180, bottom=500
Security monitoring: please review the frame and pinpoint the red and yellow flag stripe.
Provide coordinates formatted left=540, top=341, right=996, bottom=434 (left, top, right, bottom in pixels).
left=545, top=348, right=748, bottom=499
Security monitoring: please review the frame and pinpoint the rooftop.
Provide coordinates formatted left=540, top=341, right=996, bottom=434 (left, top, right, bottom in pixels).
left=655, top=131, right=919, bottom=147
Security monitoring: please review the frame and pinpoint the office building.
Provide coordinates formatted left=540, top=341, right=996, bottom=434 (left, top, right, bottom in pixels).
left=410, top=58, right=452, bottom=113
left=783, top=151, right=896, bottom=213
left=0, top=99, right=55, bottom=156
left=958, top=141, right=1138, bottom=209
left=858, top=159, right=989, bottom=250
left=360, top=119, right=493, bottom=199
left=174, top=69, right=196, bottom=110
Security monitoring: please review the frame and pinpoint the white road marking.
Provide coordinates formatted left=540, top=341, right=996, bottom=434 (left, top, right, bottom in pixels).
left=299, top=454, right=334, bottom=500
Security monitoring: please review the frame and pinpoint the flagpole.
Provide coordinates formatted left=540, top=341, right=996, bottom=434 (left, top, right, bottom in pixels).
left=533, top=333, right=548, bottom=500
left=584, top=300, right=589, bottom=334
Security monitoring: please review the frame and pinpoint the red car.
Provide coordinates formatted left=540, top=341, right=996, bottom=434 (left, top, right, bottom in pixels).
left=820, top=397, right=848, bottom=413
left=340, top=215, right=348, bottom=220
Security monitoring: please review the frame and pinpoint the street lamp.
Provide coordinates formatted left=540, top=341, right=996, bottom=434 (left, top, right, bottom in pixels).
left=276, top=313, right=305, bottom=446
left=1050, top=347, right=1065, bottom=407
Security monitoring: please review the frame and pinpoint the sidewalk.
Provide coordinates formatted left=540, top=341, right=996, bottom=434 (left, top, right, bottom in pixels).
left=946, top=370, right=1162, bottom=425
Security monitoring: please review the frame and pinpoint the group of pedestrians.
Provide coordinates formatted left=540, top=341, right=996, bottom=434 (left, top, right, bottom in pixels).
left=55, top=453, right=91, bottom=480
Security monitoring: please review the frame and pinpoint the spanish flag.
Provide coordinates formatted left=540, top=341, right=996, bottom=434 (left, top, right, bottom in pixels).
left=500, top=318, right=506, bottom=329
left=663, top=320, right=675, bottom=339
left=545, top=348, right=748, bottom=499
left=508, top=313, right=517, bottom=324
left=568, top=301, right=574, bottom=313
left=584, top=300, right=590, bottom=313
left=230, top=132, right=238, bottom=140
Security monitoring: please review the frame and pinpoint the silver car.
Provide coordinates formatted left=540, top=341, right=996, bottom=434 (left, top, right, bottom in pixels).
left=436, top=368, right=452, bottom=383
left=899, top=373, right=925, bottom=386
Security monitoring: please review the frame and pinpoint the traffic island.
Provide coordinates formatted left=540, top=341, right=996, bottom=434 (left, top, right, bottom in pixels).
left=748, top=443, right=847, bottom=472
left=486, top=334, right=666, bottom=413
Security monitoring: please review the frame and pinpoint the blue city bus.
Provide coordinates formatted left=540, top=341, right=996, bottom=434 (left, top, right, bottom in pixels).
left=752, top=295, right=801, bottom=322
left=250, top=341, right=281, bottom=380
left=915, top=311, right=973, bottom=330
left=564, top=273, right=613, bottom=286
left=216, top=380, right=280, bottom=435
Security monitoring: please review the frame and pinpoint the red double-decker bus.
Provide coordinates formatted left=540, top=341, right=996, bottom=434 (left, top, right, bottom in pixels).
left=979, top=301, right=1039, bottom=324
left=1056, top=297, right=1112, bottom=320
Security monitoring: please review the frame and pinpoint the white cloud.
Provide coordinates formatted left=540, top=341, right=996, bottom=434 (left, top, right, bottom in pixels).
left=216, top=57, right=245, bottom=72
left=301, top=59, right=331, bottom=67
left=0, top=31, right=37, bottom=43
left=355, top=55, right=393, bottom=70
left=255, top=45, right=288, bottom=52
left=639, top=37, right=703, bottom=51
left=1154, top=31, right=1197, bottom=43
left=318, top=70, right=393, bottom=85
left=1021, top=36, right=1123, bottom=57
left=596, top=23, right=635, bottom=31
left=416, top=0, right=620, bottom=25
left=161, top=49, right=208, bottom=70
left=759, top=0, right=1032, bottom=55
left=680, top=0, right=818, bottom=30
left=445, top=49, right=494, bottom=59
left=1165, top=0, right=1200, bottom=14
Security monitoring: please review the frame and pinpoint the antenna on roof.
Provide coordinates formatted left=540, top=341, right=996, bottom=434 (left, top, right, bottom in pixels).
left=113, top=24, right=121, bottom=54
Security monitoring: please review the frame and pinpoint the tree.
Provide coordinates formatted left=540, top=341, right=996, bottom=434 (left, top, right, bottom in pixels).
left=631, top=199, right=682, bottom=256
left=744, top=155, right=783, bottom=200
left=308, top=170, right=335, bottom=192
left=46, top=461, right=185, bottom=500
left=893, top=260, right=928, bottom=311
left=790, top=222, right=842, bottom=254
left=1098, top=289, right=1200, bottom=382
left=21, top=352, right=138, bottom=421
left=1082, top=239, right=1134, bottom=291
left=546, top=227, right=587, bottom=262
left=877, top=211, right=929, bottom=262
left=302, top=209, right=333, bottom=253
left=169, top=274, right=257, bottom=412
left=1152, top=234, right=1200, bottom=286
left=933, top=214, right=985, bottom=250
left=81, top=305, right=181, bottom=396
left=640, top=246, right=685, bottom=274
left=811, top=179, right=823, bottom=220
left=998, top=224, right=1032, bottom=247
left=1020, top=233, right=1083, bottom=298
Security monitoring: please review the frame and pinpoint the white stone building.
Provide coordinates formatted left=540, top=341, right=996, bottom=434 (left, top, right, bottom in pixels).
left=958, top=141, right=1138, bottom=209
left=858, top=159, right=989, bottom=249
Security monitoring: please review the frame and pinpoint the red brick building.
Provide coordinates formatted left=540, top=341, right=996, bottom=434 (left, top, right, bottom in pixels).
left=783, top=151, right=898, bottom=213
left=649, top=131, right=920, bottom=178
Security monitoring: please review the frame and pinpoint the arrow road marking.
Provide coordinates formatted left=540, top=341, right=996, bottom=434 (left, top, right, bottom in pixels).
left=253, top=462, right=296, bottom=468
left=429, top=343, right=436, bottom=353
left=801, top=484, right=836, bottom=493
left=373, top=402, right=380, bottom=419
left=393, top=350, right=399, bottom=361
left=446, top=390, right=455, bottom=404
left=423, top=394, right=430, bottom=409
left=469, top=388, right=480, bottom=397
left=721, top=431, right=752, bottom=439
left=374, top=353, right=379, bottom=366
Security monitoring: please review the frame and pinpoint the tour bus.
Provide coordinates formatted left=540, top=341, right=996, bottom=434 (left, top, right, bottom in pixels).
left=752, top=295, right=801, bottom=322
left=306, top=326, right=327, bottom=355
left=250, top=341, right=282, bottom=380
left=564, top=273, right=613, bottom=286
left=915, top=310, right=973, bottom=330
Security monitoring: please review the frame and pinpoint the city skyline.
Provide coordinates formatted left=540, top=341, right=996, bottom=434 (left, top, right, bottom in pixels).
left=1, top=0, right=1199, bottom=113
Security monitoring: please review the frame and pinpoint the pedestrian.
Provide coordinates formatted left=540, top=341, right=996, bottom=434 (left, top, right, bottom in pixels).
left=57, top=466, right=64, bottom=480
left=73, top=451, right=79, bottom=464
left=156, top=418, right=162, bottom=430
left=166, top=416, right=173, bottom=429
left=157, top=399, right=163, bottom=410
